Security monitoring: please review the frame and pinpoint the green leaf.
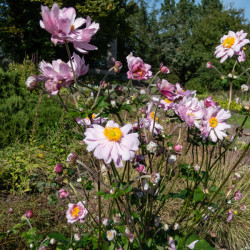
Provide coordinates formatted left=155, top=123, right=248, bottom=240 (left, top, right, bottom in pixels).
left=48, top=233, right=68, bottom=243
left=194, top=240, right=214, bottom=249
left=193, top=188, right=205, bottom=202
left=169, top=189, right=188, bottom=199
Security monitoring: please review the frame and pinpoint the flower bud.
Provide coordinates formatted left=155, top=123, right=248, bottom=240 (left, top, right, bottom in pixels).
left=114, top=61, right=123, bottom=73
left=168, top=155, right=176, bottom=164
left=50, top=238, right=56, bottom=244
left=114, top=85, right=123, bottom=96
left=206, top=62, right=213, bottom=69
left=160, top=63, right=170, bottom=74
left=151, top=172, right=160, bottom=184
left=173, top=144, right=182, bottom=153
left=58, top=189, right=69, bottom=198
left=8, top=208, right=14, bottom=214
left=102, top=217, right=110, bottom=226
left=136, top=164, right=147, bottom=174
left=25, top=210, right=33, bottom=219
left=240, top=204, right=246, bottom=212
left=110, top=100, right=116, bottom=107
left=25, top=76, right=37, bottom=90
left=54, top=163, right=63, bottom=173
left=74, top=233, right=81, bottom=241
left=194, top=164, right=200, bottom=172
left=66, top=152, right=77, bottom=164
left=140, top=89, right=147, bottom=95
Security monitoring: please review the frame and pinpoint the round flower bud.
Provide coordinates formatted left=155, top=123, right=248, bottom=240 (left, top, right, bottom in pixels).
left=8, top=208, right=14, bottom=214
left=114, top=85, right=123, bottom=96
left=25, top=76, right=37, bottom=90
left=25, top=210, right=33, bottom=219
left=54, top=163, right=63, bottom=173
left=151, top=172, right=160, bottom=185
left=114, top=61, right=123, bottom=73
left=174, top=144, right=182, bottom=153
left=50, top=238, right=56, bottom=244
left=58, top=189, right=69, bottom=198
left=206, top=62, right=213, bottom=69
left=66, top=152, right=77, bottom=164
left=168, top=155, right=177, bottom=164
left=160, top=63, right=170, bottom=74
left=74, top=233, right=81, bottom=241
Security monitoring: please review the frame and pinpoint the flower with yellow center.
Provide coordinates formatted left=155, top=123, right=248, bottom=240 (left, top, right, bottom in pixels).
left=209, top=117, right=218, bottom=128
left=187, top=112, right=194, bottom=117
left=222, top=37, right=235, bottom=48
left=164, top=98, right=173, bottom=104
left=104, top=127, right=123, bottom=141
left=71, top=206, right=80, bottom=218
left=150, top=111, right=158, bottom=122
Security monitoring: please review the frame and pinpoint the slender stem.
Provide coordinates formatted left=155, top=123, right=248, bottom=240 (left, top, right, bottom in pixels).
left=227, top=80, right=233, bottom=110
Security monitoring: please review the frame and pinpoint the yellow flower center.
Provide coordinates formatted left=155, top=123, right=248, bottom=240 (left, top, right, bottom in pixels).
left=86, top=114, right=96, bottom=120
left=104, top=127, right=123, bottom=141
left=71, top=25, right=75, bottom=31
left=107, top=231, right=112, bottom=237
left=71, top=206, right=80, bottom=218
left=209, top=117, right=218, bottom=128
left=223, top=37, right=235, bottom=48
left=187, top=112, right=194, bottom=116
left=150, top=112, right=158, bottom=122
left=164, top=98, right=173, bottom=103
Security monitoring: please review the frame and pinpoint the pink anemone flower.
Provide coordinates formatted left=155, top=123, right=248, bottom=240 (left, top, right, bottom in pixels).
left=140, top=102, right=164, bottom=135
left=200, top=106, right=231, bottom=142
left=214, top=30, right=249, bottom=63
left=66, top=201, right=88, bottom=224
left=157, top=79, right=176, bottom=100
left=83, top=120, right=140, bottom=168
left=126, top=53, right=152, bottom=80
left=174, top=83, right=196, bottom=100
left=175, top=97, right=204, bottom=127
left=40, top=3, right=99, bottom=53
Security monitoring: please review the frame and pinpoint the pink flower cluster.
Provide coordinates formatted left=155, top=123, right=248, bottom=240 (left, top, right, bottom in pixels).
left=40, top=3, right=99, bottom=53
left=155, top=79, right=231, bottom=142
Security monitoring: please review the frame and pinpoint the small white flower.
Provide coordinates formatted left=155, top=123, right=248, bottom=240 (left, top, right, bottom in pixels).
left=147, top=141, right=158, bottom=153
left=228, top=73, right=233, bottom=78
left=102, top=217, right=110, bottom=226
left=235, top=172, right=241, bottom=179
left=50, top=238, right=56, bottom=244
left=77, top=177, right=82, bottom=182
left=30, top=244, right=34, bottom=249
left=107, top=230, right=117, bottom=241
left=143, top=180, right=149, bottom=190
left=194, top=164, right=200, bottom=172
left=111, top=100, right=116, bottom=107
left=235, top=97, right=240, bottom=103
left=163, top=223, right=169, bottom=231
left=74, top=233, right=81, bottom=241
left=140, top=89, right=147, bottom=95
left=151, top=172, right=161, bottom=185
left=227, top=200, right=232, bottom=204
left=174, top=223, right=179, bottom=230
left=168, top=155, right=177, bottom=164
left=154, top=216, right=161, bottom=227
left=113, top=213, right=121, bottom=223
left=241, top=84, right=249, bottom=92
left=125, top=227, right=131, bottom=235
left=126, top=100, right=131, bottom=105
